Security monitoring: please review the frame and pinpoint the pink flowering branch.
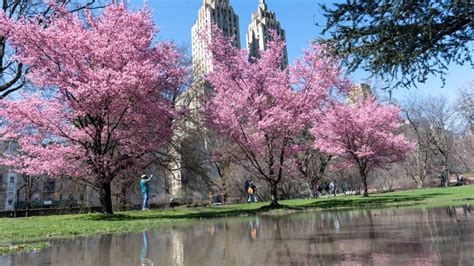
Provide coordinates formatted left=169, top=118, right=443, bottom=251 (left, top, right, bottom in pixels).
left=311, top=96, right=416, bottom=196
left=1, top=3, right=189, bottom=213
left=204, top=26, right=349, bottom=206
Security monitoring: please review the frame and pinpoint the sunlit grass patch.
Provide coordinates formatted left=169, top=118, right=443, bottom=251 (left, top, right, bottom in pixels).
left=0, top=242, right=49, bottom=255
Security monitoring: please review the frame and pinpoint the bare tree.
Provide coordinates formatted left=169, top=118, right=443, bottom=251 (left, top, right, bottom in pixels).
left=452, top=83, right=474, bottom=135
left=289, top=129, right=332, bottom=198
left=450, top=84, right=474, bottom=174
left=296, top=149, right=332, bottom=198
left=402, top=94, right=472, bottom=187
left=403, top=99, right=432, bottom=187
left=204, top=132, right=238, bottom=203
left=424, top=97, right=457, bottom=186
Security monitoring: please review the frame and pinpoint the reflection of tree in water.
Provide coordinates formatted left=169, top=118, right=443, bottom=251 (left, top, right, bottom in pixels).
left=346, top=206, right=474, bottom=264
left=200, top=221, right=224, bottom=264
left=280, top=208, right=472, bottom=264
left=221, top=220, right=232, bottom=264
left=446, top=205, right=471, bottom=221
left=134, top=209, right=474, bottom=264
left=440, top=205, right=473, bottom=264
left=463, top=205, right=471, bottom=217
left=262, top=216, right=295, bottom=265
left=95, top=234, right=112, bottom=266
left=7, top=207, right=474, bottom=265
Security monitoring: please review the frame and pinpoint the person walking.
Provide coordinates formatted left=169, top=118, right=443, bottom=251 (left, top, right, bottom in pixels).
left=140, top=174, right=153, bottom=210
left=247, top=185, right=254, bottom=203
left=244, top=180, right=250, bottom=203
left=329, top=181, right=335, bottom=196
left=249, top=182, right=257, bottom=203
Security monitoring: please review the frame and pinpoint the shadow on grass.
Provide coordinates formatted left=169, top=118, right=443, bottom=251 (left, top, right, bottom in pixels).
left=300, top=193, right=448, bottom=209
left=454, top=197, right=474, bottom=201
left=83, top=193, right=449, bottom=222
left=83, top=206, right=267, bottom=222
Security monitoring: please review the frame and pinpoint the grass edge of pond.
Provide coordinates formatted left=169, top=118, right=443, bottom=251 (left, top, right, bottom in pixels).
left=0, top=242, right=50, bottom=255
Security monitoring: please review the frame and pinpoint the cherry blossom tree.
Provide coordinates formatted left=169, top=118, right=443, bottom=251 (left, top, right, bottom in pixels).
left=311, top=97, right=415, bottom=196
left=205, top=27, right=349, bottom=207
left=0, top=3, right=188, bottom=213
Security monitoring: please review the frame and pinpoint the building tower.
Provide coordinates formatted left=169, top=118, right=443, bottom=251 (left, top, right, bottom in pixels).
left=192, top=0, right=240, bottom=80
left=246, top=0, right=288, bottom=67
left=167, top=0, right=241, bottom=199
left=348, top=83, right=373, bottom=105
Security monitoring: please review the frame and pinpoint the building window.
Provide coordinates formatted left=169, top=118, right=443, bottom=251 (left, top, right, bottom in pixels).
left=9, top=176, right=15, bottom=183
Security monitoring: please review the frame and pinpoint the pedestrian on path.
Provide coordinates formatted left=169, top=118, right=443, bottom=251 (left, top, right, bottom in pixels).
left=244, top=180, right=250, bottom=203
left=329, top=181, right=336, bottom=196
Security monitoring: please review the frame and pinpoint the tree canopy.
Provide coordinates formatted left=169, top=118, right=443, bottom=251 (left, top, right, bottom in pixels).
left=205, top=27, right=350, bottom=206
left=0, top=3, right=188, bottom=213
left=320, top=0, right=473, bottom=88
left=311, top=97, right=415, bottom=196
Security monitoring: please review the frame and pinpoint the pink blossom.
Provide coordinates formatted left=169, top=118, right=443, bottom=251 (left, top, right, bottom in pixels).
left=204, top=26, right=349, bottom=206
left=311, top=96, right=415, bottom=196
left=0, top=3, right=188, bottom=213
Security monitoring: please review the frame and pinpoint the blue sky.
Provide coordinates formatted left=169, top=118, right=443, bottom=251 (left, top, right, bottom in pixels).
left=129, top=0, right=473, bottom=103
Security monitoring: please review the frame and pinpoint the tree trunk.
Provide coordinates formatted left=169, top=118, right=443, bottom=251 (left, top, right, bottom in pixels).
left=309, top=179, right=319, bottom=198
left=419, top=176, right=425, bottom=188
left=79, top=183, right=86, bottom=212
left=220, top=174, right=228, bottom=203
left=216, top=164, right=228, bottom=203
left=119, top=184, right=127, bottom=211
left=25, top=176, right=31, bottom=217
left=357, top=163, right=369, bottom=197
left=362, top=174, right=369, bottom=197
left=269, top=182, right=280, bottom=207
left=444, top=175, right=448, bottom=187
left=99, top=181, right=114, bottom=214
left=14, top=188, right=21, bottom=218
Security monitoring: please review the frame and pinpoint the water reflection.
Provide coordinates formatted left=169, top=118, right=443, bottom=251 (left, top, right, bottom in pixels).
left=2, top=205, right=474, bottom=265
left=140, top=231, right=153, bottom=266
left=170, top=230, right=183, bottom=266
left=247, top=217, right=260, bottom=241
left=446, top=205, right=471, bottom=222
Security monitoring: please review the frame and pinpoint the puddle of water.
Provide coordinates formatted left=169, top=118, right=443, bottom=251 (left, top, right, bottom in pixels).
left=1, top=205, right=473, bottom=265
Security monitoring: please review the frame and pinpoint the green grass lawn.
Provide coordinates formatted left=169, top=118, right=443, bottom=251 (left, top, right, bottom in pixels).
left=1, top=185, right=474, bottom=254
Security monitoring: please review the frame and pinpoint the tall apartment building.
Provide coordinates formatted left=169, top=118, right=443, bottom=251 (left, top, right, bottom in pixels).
left=246, top=0, right=288, bottom=67
left=167, top=0, right=242, bottom=199
left=191, top=0, right=241, bottom=80
left=169, top=0, right=288, bottom=200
